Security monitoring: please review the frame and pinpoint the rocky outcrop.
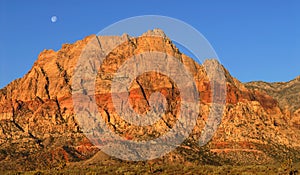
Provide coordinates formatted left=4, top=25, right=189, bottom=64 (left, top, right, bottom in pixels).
left=246, top=77, right=300, bottom=129
left=0, top=29, right=299, bottom=171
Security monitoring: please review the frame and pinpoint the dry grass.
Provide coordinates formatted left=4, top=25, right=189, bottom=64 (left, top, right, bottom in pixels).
left=2, top=161, right=299, bottom=175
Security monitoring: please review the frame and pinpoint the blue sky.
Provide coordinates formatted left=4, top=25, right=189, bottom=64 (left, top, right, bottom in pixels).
left=0, top=0, right=299, bottom=88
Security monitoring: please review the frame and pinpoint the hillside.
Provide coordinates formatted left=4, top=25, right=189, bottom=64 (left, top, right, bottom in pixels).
left=246, top=77, right=300, bottom=128
left=0, top=29, right=299, bottom=172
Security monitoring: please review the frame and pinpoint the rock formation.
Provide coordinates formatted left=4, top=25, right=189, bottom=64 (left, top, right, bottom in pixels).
left=0, top=29, right=299, bottom=171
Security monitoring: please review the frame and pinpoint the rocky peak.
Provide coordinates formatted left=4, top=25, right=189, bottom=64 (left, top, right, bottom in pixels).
left=141, top=28, right=167, bottom=38
left=0, top=30, right=299, bottom=171
left=293, top=75, right=300, bottom=82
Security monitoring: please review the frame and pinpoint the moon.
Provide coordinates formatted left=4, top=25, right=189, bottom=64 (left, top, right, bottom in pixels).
left=51, top=16, right=57, bottom=23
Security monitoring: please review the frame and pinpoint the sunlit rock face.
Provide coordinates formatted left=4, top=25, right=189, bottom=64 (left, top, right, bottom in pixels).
left=0, top=30, right=299, bottom=171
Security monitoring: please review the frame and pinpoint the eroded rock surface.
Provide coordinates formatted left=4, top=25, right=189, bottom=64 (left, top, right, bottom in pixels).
left=0, top=29, right=299, bottom=171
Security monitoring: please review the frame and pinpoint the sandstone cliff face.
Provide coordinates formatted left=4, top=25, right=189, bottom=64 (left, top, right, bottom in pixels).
left=246, top=77, right=300, bottom=129
left=0, top=29, right=299, bottom=171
